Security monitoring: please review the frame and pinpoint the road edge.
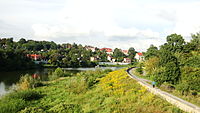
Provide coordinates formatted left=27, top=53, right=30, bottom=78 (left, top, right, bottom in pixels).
left=127, top=67, right=200, bottom=113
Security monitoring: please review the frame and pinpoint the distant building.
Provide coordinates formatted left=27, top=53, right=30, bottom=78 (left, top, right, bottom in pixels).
left=112, top=58, right=116, bottom=62
left=90, top=57, right=98, bottom=61
left=27, top=54, right=48, bottom=64
left=107, top=55, right=112, bottom=62
left=106, top=55, right=116, bottom=62
left=135, top=52, right=144, bottom=62
left=27, top=54, right=42, bottom=61
left=122, top=50, right=129, bottom=55
left=100, top=48, right=113, bottom=54
left=123, top=58, right=131, bottom=63
left=85, top=46, right=96, bottom=52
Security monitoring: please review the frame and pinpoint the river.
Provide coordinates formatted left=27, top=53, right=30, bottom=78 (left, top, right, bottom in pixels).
left=0, top=67, right=123, bottom=96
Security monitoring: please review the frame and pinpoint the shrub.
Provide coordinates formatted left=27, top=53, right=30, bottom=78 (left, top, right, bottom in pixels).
left=136, top=67, right=143, bottom=75
left=7, top=90, right=42, bottom=101
left=19, top=107, right=45, bottom=113
left=104, top=69, right=113, bottom=73
left=66, top=77, right=87, bottom=94
left=48, top=68, right=65, bottom=80
left=0, top=99, right=26, bottom=113
left=48, top=103, right=83, bottom=113
left=76, top=69, right=107, bottom=88
left=17, top=74, right=42, bottom=90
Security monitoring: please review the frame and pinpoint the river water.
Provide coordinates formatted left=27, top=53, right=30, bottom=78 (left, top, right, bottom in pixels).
left=0, top=67, right=123, bottom=96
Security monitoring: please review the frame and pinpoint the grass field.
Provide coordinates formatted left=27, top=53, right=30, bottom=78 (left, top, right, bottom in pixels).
left=0, top=69, right=184, bottom=113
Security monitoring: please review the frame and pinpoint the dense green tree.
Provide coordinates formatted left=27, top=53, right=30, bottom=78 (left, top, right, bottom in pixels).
left=18, top=38, right=26, bottom=44
left=144, top=45, right=158, bottom=60
left=166, top=33, right=185, bottom=52
left=177, top=67, right=200, bottom=95
left=190, top=32, right=200, bottom=51
left=128, top=47, right=136, bottom=61
left=113, top=48, right=125, bottom=62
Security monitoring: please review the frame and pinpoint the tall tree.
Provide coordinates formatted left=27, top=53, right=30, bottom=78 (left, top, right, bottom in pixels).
left=113, top=48, right=125, bottom=62
left=144, top=44, right=158, bottom=60
left=191, top=32, right=200, bottom=51
left=128, top=47, right=136, bottom=61
left=166, top=33, right=185, bottom=53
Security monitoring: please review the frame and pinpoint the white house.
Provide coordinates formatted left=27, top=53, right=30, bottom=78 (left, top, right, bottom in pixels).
left=85, top=46, right=96, bottom=52
left=123, top=58, right=131, bottom=63
left=135, top=52, right=144, bottom=62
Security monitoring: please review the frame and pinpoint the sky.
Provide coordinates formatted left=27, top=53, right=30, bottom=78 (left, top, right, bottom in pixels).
left=0, top=0, right=200, bottom=51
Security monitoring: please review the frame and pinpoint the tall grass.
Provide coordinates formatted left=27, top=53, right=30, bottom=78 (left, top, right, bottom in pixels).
left=0, top=68, right=184, bottom=113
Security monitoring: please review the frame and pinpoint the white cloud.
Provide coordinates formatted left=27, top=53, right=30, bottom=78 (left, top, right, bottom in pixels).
left=1, top=0, right=200, bottom=51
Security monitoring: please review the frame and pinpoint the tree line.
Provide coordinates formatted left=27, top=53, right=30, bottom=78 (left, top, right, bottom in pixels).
left=0, top=38, right=137, bottom=71
left=144, top=33, right=200, bottom=95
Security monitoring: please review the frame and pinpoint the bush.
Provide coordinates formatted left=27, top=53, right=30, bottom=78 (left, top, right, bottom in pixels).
left=17, top=74, right=42, bottom=90
left=104, top=69, right=113, bottom=73
left=7, top=90, right=42, bottom=101
left=66, top=77, right=87, bottom=94
left=0, top=99, right=26, bottom=113
left=136, top=67, right=143, bottom=75
left=48, top=103, right=83, bottom=113
left=48, top=68, right=65, bottom=80
left=19, top=107, right=45, bottom=113
left=76, top=69, right=107, bottom=89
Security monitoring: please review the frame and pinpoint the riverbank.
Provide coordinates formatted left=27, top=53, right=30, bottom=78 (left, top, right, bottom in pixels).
left=0, top=68, right=183, bottom=113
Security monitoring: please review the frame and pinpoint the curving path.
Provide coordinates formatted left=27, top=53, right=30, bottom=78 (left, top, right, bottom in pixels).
left=127, top=68, right=200, bottom=113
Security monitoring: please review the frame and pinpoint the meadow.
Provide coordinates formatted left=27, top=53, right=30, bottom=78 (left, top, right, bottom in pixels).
left=0, top=68, right=183, bottom=113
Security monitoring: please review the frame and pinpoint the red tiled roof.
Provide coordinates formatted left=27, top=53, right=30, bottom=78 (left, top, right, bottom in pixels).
left=122, top=50, right=128, bottom=52
left=122, top=50, right=128, bottom=54
left=137, top=52, right=143, bottom=56
left=27, top=54, right=42, bottom=59
left=100, top=48, right=112, bottom=52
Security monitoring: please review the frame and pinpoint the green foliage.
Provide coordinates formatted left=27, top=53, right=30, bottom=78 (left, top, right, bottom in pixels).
left=166, top=33, right=185, bottom=53
left=190, top=32, right=200, bottom=50
left=177, top=67, right=200, bottom=94
left=128, top=47, right=136, bottom=61
left=0, top=90, right=42, bottom=113
left=144, top=57, right=159, bottom=76
left=136, top=67, right=143, bottom=75
left=19, top=107, right=45, bottom=113
left=7, top=90, right=42, bottom=101
left=48, top=103, right=83, bottom=113
left=144, top=32, right=200, bottom=94
left=184, top=55, right=200, bottom=68
left=112, top=48, right=126, bottom=62
left=48, top=68, right=65, bottom=80
left=17, top=74, right=42, bottom=90
left=103, top=69, right=113, bottom=73
left=144, top=44, right=158, bottom=60
left=0, top=69, right=183, bottom=113
left=0, top=98, right=26, bottom=113
left=76, top=69, right=108, bottom=88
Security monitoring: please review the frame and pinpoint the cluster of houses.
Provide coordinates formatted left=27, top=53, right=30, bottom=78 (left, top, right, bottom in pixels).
left=27, top=46, right=144, bottom=65
left=87, top=47, right=144, bottom=64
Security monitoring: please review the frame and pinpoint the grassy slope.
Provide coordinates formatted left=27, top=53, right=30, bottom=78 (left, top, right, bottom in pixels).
left=0, top=69, right=184, bottom=113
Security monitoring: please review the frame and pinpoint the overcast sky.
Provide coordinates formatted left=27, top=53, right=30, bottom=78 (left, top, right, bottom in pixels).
left=0, top=0, right=200, bottom=51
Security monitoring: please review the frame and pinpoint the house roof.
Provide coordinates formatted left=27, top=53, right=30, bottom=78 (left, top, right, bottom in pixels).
left=122, top=50, right=128, bottom=53
left=27, top=54, right=41, bottom=57
left=100, top=48, right=112, bottom=52
left=137, top=52, right=143, bottom=56
left=124, top=58, right=131, bottom=60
